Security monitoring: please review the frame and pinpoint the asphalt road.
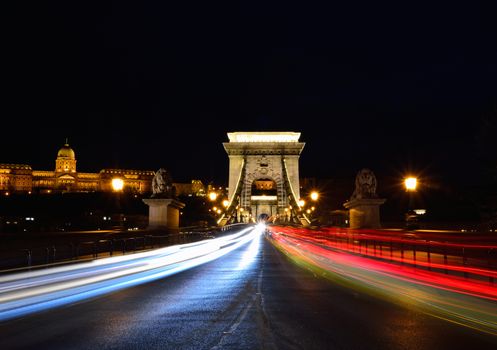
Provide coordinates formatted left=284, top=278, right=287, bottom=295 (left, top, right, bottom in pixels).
left=1, top=231, right=496, bottom=350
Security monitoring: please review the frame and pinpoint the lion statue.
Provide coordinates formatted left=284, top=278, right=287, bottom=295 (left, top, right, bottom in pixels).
left=351, top=168, right=377, bottom=199
left=151, top=168, right=175, bottom=198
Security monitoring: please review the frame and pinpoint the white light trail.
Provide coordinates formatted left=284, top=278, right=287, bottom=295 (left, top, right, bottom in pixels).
left=0, top=225, right=264, bottom=322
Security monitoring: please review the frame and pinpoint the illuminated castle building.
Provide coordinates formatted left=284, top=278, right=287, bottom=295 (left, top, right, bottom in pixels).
left=0, top=141, right=205, bottom=195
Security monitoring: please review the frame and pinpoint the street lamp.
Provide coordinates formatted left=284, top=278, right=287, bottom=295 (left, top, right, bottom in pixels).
left=404, top=177, right=417, bottom=191
left=111, top=178, right=124, bottom=229
left=208, top=192, right=218, bottom=201
left=404, top=176, right=418, bottom=209
left=310, top=191, right=319, bottom=201
left=298, top=199, right=305, bottom=207
left=404, top=176, right=418, bottom=230
left=112, top=178, right=124, bottom=191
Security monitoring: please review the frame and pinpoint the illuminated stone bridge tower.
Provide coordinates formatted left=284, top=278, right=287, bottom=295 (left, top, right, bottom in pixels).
left=219, top=132, right=310, bottom=226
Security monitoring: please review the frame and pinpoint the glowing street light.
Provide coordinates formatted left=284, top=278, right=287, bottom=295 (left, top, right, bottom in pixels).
left=404, top=176, right=419, bottom=229
left=112, top=178, right=124, bottom=191
left=298, top=199, right=305, bottom=207
left=222, top=199, right=229, bottom=207
left=310, top=191, right=319, bottom=201
left=404, top=177, right=417, bottom=191
left=208, top=192, right=218, bottom=201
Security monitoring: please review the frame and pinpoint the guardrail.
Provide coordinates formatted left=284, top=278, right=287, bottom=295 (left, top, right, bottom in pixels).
left=270, top=226, right=497, bottom=284
left=0, top=223, right=250, bottom=272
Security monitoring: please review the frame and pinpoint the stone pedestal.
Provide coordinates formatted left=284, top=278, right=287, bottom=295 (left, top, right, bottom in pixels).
left=343, top=198, right=386, bottom=229
left=142, top=198, right=185, bottom=230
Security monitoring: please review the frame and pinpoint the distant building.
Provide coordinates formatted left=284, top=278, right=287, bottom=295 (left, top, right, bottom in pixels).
left=0, top=164, right=33, bottom=192
left=0, top=141, right=206, bottom=195
left=175, top=179, right=207, bottom=197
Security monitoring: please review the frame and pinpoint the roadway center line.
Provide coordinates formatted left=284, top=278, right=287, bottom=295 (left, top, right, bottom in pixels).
left=211, top=234, right=278, bottom=350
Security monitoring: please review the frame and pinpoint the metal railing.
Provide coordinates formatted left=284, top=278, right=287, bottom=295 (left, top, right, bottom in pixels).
left=271, top=226, right=497, bottom=284
left=0, top=223, right=250, bottom=272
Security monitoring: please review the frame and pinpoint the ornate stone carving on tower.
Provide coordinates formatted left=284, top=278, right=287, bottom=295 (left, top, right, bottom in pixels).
left=344, top=168, right=386, bottom=229
left=218, top=132, right=310, bottom=226
left=143, top=168, right=184, bottom=231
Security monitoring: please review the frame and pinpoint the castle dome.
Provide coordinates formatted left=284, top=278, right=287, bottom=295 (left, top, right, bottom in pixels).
left=57, top=143, right=76, bottom=159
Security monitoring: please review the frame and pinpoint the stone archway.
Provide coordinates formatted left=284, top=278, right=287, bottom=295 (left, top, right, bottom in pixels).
left=249, top=177, right=278, bottom=221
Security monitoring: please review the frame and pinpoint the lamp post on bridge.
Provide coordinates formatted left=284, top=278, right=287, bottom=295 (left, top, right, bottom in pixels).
left=310, top=191, right=319, bottom=202
left=404, top=177, right=418, bottom=230
left=307, top=191, right=319, bottom=223
left=111, top=178, right=124, bottom=229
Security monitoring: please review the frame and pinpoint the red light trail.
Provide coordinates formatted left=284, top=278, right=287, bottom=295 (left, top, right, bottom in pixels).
left=267, top=226, right=497, bottom=335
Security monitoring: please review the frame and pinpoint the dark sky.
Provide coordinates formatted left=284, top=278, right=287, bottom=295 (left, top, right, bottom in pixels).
left=2, top=1, right=497, bottom=188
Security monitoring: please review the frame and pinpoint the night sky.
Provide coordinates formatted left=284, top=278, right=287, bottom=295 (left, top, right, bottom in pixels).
left=3, top=1, right=497, bottom=191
